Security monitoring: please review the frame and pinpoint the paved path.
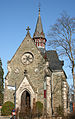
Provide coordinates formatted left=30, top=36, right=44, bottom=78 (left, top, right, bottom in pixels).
left=0, top=116, right=11, bottom=119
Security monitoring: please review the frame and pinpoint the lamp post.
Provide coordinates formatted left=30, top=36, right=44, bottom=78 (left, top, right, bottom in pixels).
left=44, top=77, right=47, bottom=118
left=15, top=83, right=16, bottom=108
left=50, top=79, right=53, bottom=115
left=14, top=83, right=16, bottom=119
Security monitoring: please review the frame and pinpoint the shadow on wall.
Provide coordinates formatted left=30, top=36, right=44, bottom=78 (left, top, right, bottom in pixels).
left=68, top=112, right=75, bottom=119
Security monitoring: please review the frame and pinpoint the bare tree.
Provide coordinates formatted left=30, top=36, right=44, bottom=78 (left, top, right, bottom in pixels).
left=48, top=12, right=75, bottom=99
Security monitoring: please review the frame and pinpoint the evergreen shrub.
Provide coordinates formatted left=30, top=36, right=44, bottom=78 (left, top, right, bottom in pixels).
left=1, top=101, right=14, bottom=116
left=36, top=101, right=43, bottom=117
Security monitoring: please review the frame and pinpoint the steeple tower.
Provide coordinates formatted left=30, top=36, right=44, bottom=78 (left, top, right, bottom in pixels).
left=33, top=8, right=46, bottom=51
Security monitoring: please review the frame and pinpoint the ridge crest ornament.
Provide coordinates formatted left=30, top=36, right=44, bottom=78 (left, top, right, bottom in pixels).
left=26, top=26, right=31, bottom=35
left=21, top=52, right=34, bottom=65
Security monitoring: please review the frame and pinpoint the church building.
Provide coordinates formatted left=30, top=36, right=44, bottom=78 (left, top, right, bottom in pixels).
left=4, top=9, right=69, bottom=116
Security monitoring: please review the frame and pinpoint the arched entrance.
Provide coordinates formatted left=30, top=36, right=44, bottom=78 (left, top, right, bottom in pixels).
left=21, top=90, right=31, bottom=111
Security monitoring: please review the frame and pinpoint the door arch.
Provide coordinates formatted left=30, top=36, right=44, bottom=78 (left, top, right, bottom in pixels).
left=21, top=90, right=31, bottom=111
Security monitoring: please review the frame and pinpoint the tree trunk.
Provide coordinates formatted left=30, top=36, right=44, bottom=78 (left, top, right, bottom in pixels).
left=72, top=62, right=75, bottom=110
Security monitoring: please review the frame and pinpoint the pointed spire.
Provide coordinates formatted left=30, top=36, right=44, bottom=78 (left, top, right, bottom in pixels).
left=33, top=7, right=45, bottom=38
left=39, top=3, right=40, bottom=16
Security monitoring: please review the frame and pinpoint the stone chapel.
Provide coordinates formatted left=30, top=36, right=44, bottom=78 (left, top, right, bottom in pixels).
left=4, top=9, right=69, bottom=116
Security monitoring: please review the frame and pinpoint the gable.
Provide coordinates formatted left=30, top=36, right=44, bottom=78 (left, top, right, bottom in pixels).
left=16, top=76, right=35, bottom=94
left=8, top=33, right=45, bottom=65
left=6, top=33, right=45, bottom=88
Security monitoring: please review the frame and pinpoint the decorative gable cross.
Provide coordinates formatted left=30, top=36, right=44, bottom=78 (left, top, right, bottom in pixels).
left=26, top=26, right=31, bottom=33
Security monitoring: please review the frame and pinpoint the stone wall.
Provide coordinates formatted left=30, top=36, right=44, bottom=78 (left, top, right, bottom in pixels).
left=4, top=33, right=45, bottom=108
left=52, top=71, right=63, bottom=112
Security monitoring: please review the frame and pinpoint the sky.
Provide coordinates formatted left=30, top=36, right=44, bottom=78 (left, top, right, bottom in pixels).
left=0, top=0, right=75, bottom=86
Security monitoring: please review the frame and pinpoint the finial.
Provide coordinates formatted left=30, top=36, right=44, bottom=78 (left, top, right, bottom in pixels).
left=26, top=26, right=31, bottom=34
left=38, top=2, right=41, bottom=16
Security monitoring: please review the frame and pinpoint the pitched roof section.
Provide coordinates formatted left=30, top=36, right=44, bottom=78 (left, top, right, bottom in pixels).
left=33, top=8, right=45, bottom=38
left=38, top=50, right=64, bottom=71
left=46, top=50, right=64, bottom=71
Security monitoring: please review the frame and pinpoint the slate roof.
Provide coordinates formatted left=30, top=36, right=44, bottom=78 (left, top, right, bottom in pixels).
left=41, top=50, right=64, bottom=71
left=46, top=50, right=64, bottom=70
